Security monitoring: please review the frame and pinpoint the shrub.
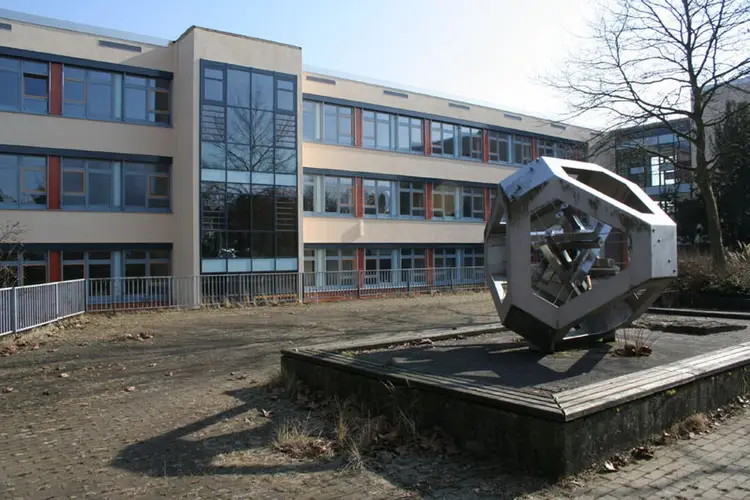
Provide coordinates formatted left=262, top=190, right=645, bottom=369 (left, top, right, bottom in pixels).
left=673, top=250, right=750, bottom=297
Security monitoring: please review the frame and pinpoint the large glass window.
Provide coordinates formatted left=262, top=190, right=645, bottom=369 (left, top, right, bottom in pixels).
left=459, top=126, right=483, bottom=160
left=62, top=66, right=170, bottom=124
left=513, top=136, right=533, bottom=165
left=303, top=100, right=353, bottom=145
left=0, top=250, right=47, bottom=286
left=0, top=154, right=47, bottom=208
left=365, top=249, right=395, bottom=285
left=400, top=248, right=426, bottom=284
left=363, top=179, right=394, bottom=217
left=431, top=122, right=455, bottom=157
left=363, top=111, right=423, bottom=153
left=432, top=183, right=458, bottom=219
left=0, top=58, right=49, bottom=114
left=461, top=187, right=485, bottom=220
left=324, top=177, right=353, bottom=214
left=325, top=248, right=356, bottom=287
left=488, top=131, right=511, bottom=163
left=434, top=248, right=458, bottom=284
left=398, top=182, right=425, bottom=218
left=60, top=158, right=170, bottom=212
left=462, top=247, right=484, bottom=268
left=303, top=174, right=354, bottom=215
left=200, top=62, right=299, bottom=272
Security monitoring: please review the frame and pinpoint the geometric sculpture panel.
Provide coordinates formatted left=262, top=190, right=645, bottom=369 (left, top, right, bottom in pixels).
left=484, top=157, right=677, bottom=352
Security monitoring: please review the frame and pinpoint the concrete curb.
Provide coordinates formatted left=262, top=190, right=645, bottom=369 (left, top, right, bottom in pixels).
left=647, top=307, right=750, bottom=321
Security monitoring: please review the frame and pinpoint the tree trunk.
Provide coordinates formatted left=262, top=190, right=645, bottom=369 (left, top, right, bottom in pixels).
left=696, top=168, right=727, bottom=272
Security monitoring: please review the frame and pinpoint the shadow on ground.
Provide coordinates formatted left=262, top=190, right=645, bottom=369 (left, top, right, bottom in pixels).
left=111, top=386, right=550, bottom=498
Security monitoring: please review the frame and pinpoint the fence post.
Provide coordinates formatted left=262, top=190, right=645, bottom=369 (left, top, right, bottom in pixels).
left=11, top=287, right=18, bottom=333
left=55, top=282, right=60, bottom=319
left=84, top=279, right=89, bottom=313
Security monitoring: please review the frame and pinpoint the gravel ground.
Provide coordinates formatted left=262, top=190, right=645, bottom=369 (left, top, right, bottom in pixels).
left=0, top=291, right=748, bottom=499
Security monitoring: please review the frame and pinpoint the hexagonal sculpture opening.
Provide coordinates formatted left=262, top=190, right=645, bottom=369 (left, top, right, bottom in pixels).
left=561, top=166, right=653, bottom=215
left=529, top=200, right=630, bottom=308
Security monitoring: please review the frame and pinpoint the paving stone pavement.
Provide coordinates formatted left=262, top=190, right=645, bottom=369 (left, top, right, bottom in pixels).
left=0, top=293, right=749, bottom=499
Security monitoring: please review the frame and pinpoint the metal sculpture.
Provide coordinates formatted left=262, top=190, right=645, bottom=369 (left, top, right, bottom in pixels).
left=484, top=157, right=677, bottom=352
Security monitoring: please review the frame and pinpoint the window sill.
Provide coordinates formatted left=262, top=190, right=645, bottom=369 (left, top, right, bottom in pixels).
left=58, top=112, right=172, bottom=128
left=0, top=204, right=49, bottom=210
left=303, top=211, right=356, bottom=218
left=60, top=207, right=172, bottom=214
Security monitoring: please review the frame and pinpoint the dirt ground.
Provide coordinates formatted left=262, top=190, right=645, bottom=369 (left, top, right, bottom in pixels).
left=0, top=292, right=747, bottom=499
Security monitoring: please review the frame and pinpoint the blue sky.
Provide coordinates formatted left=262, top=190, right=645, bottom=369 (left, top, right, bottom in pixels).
left=0, top=0, right=594, bottom=125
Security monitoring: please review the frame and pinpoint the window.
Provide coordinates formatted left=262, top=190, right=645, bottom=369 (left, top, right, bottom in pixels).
left=461, top=247, right=484, bottom=282
left=462, top=247, right=484, bottom=268
left=488, top=131, right=511, bottom=163
left=398, top=182, right=425, bottom=218
left=461, top=187, right=485, bottom=220
left=200, top=62, right=299, bottom=273
left=513, top=136, right=532, bottom=164
left=63, top=66, right=171, bottom=124
left=124, top=250, right=170, bottom=278
left=303, top=174, right=315, bottom=212
left=0, top=154, right=47, bottom=208
left=539, top=139, right=574, bottom=159
left=434, top=248, right=457, bottom=284
left=60, top=158, right=170, bottom=212
left=458, top=126, right=483, bottom=160
left=434, top=248, right=457, bottom=268
left=363, top=179, right=394, bottom=217
left=64, top=251, right=112, bottom=298
left=398, top=116, right=424, bottom=153
left=0, top=58, right=49, bottom=114
left=365, top=249, right=395, bottom=285
left=362, top=111, right=423, bottom=153
left=303, top=249, right=316, bottom=286
left=325, top=176, right=353, bottom=214
left=431, top=121, right=455, bottom=157
left=303, top=100, right=353, bottom=145
left=0, top=250, right=47, bottom=286
left=400, top=249, right=426, bottom=284
left=432, top=183, right=458, bottom=219
left=303, top=174, right=354, bottom=215
left=650, top=156, right=676, bottom=187
left=62, top=249, right=171, bottom=301
left=325, top=248, right=356, bottom=287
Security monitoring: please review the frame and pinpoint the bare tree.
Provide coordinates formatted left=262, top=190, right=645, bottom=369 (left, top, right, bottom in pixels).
left=0, top=221, right=25, bottom=287
left=548, top=0, right=750, bottom=271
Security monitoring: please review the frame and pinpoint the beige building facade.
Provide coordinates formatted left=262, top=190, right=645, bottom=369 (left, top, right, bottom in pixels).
left=0, top=8, right=594, bottom=300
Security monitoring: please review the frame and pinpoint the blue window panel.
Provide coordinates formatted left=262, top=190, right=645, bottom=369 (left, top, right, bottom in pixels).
left=201, top=259, right=227, bottom=273
left=226, top=170, right=251, bottom=184
left=201, top=169, right=226, bottom=182
left=227, top=259, right=252, bottom=273
left=275, top=174, right=297, bottom=187
left=252, top=258, right=274, bottom=272
left=276, top=258, right=298, bottom=271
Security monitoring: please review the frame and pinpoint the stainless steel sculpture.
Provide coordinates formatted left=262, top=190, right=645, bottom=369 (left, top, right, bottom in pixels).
left=485, top=157, right=677, bottom=352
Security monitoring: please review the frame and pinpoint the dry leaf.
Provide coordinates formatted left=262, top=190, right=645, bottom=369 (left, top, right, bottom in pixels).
left=59, top=372, right=70, bottom=378
left=165, top=371, right=174, bottom=377
left=2, top=387, right=13, bottom=393
left=124, top=386, right=136, bottom=392
left=603, top=460, right=617, bottom=472
left=260, top=408, right=273, bottom=418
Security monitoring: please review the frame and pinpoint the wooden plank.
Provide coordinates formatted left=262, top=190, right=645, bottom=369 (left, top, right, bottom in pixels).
left=555, top=343, right=750, bottom=405
left=285, top=349, right=563, bottom=418
left=557, top=350, right=750, bottom=419
left=293, top=322, right=506, bottom=353
left=556, top=346, right=750, bottom=407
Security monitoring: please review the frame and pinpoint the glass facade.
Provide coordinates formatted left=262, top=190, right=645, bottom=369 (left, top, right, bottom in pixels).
left=199, top=61, right=298, bottom=274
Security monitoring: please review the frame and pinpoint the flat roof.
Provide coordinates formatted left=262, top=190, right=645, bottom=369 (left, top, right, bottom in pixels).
left=0, top=8, right=170, bottom=47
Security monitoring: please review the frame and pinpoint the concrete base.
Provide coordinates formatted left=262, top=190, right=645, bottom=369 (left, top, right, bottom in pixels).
left=280, top=322, right=750, bottom=479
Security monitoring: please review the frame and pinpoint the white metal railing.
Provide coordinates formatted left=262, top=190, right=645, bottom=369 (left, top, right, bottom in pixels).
left=0, top=267, right=489, bottom=333
left=0, top=279, right=86, bottom=337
